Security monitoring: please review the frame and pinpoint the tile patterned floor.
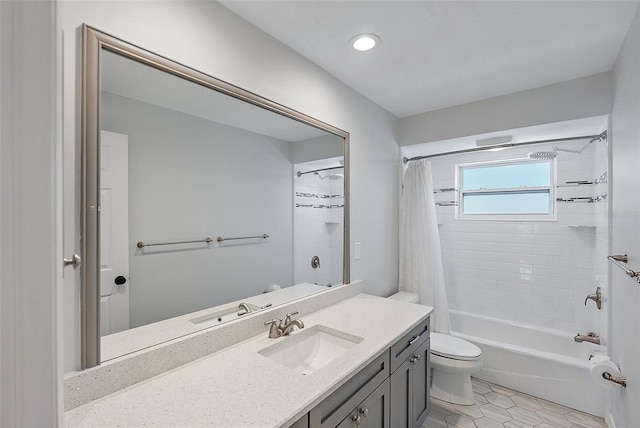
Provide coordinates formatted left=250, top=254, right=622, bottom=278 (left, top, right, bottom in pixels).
left=423, top=378, right=607, bottom=428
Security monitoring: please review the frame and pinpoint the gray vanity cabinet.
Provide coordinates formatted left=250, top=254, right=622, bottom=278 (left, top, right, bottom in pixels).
left=300, top=316, right=430, bottom=428
left=389, top=318, right=431, bottom=428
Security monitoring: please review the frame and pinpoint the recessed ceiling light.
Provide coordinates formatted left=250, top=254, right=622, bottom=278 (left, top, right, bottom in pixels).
left=350, top=34, right=381, bottom=52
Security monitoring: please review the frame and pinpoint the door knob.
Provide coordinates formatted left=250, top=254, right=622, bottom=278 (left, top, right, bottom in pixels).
left=114, top=275, right=127, bottom=285
left=63, top=253, right=81, bottom=269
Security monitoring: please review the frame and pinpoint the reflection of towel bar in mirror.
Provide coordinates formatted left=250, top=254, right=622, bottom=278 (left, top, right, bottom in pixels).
left=137, top=237, right=213, bottom=248
left=296, top=166, right=343, bottom=177
left=216, top=234, right=269, bottom=243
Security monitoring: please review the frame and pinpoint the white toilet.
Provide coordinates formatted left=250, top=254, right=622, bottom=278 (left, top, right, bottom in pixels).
left=389, top=292, right=482, bottom=406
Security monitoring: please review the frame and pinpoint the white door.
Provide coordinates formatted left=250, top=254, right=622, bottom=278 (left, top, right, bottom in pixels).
left=100, top=130, right=130, bottom=336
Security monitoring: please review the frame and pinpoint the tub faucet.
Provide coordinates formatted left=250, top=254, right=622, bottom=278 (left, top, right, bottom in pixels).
left=574, top=332, right=601, bottom=345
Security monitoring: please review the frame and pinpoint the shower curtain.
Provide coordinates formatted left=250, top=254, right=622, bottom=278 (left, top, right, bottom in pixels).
left=399, top=159, right=451, bottom=334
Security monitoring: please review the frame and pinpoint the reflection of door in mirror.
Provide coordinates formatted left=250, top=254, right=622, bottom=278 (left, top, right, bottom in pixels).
left=99, top=130, right=130, bottom=335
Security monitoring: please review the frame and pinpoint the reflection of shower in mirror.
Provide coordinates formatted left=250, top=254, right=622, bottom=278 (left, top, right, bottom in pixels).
left=294, top=157, right=345, bottom=288
left=315, top=170, right=344, bottom=180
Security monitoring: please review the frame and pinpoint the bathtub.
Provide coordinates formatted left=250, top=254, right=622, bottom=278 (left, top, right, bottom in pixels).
left=448, top=310, right=605, bottom=417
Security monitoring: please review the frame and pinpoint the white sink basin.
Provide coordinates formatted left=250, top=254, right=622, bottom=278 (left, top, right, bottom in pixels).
left=258, top=325, right=363, bottom=375
left=189, top=303, right=260, bottom=328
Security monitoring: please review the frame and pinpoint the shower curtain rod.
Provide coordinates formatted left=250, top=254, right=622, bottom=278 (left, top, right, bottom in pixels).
left=296, top=165, right=344, bottom=177
left=403, top=131, right=607, bottom=164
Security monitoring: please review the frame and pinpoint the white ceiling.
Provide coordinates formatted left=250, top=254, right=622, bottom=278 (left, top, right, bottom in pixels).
left=221, top=0, right=639, bottom=118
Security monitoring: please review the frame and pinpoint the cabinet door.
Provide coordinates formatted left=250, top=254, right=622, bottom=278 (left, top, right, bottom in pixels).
left=290, top=414, right=309, bottom=428
left=337, top=379, right=389, bottom=428
left=361, top=378, right=389, bottom=428
left=411, top=338, right=430, bottom=428
left=310, top=353, right=389, bottom=428
left=389, top=337, right=431, bottom=428
left=389, top=357, right=411, bottom=428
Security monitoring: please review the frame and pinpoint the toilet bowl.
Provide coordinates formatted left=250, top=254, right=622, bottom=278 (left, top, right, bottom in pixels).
left=388, top=291, right=483, bottom=406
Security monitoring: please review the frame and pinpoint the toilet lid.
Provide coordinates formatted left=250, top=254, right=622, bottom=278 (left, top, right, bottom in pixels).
left=431, top=333, right=481, bottom=360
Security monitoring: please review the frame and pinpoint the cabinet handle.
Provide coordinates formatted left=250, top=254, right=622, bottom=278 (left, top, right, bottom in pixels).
left=408, top=334, right=421, bottom=345
left=359, top=407, right=369, bottom=417
left=351, top=414, right=362, bottom=425
left=413, top=354, right=421, bottom=361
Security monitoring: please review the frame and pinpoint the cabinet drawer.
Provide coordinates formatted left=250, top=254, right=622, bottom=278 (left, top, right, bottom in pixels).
left=309, top=352, right=390, bottom=428
left=389, top=317, right=430, bottom=373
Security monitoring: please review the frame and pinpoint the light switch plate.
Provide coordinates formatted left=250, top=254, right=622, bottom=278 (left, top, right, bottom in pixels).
left=354, top=242, right=361, bottom=260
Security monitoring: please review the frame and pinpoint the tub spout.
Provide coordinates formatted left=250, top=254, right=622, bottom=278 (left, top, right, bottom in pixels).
left=574, top=332, right=600, bottom=345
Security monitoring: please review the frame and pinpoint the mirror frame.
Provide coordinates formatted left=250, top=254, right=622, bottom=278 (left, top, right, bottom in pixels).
left=81, top=24, right=350, bottom=368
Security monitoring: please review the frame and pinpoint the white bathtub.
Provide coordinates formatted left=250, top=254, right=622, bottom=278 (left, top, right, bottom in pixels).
left=448, top=310, right=605, bottom=417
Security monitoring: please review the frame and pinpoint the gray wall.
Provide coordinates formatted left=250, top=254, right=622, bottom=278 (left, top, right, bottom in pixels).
left=610, top=5, right=640, bottom=426
left=102, top=93, right=294, bottom=327
left=399, top=72, right=614, bottom=146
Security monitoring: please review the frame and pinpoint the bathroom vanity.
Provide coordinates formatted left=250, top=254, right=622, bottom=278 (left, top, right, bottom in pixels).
left=64, top=293, right=432, bottom=427
left=305, top=315, right=431, bottom=428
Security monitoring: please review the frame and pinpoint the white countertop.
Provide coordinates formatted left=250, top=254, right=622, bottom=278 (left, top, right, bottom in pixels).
left=65, top=294, right=433, bottom=427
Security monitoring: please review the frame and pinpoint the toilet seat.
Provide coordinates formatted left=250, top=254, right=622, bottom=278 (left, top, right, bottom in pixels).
left=431, top=333, right=481, bottom=361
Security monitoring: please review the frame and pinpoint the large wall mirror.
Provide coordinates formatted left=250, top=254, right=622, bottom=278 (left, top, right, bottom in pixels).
left=81, top=25, right=350, bottom=368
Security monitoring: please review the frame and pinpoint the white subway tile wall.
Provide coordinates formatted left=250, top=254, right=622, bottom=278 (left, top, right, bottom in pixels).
left=428, top=138, right=608, bottom=336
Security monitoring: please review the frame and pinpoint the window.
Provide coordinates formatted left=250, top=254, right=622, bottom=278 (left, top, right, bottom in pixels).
left=456, top=158, right=556, bottom=220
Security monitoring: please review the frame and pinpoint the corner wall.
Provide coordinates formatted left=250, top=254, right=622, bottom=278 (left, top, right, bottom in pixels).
left=609, top=5, right=640, bottom=426
left=60, top=0, right=400, bottom=371
left=1, top=1, right=61, bottom=425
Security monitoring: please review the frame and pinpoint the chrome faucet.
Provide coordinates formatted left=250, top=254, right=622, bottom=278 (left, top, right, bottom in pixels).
left=280, top=311, right=305, bottom=336
left=264, top=319, right=283, bottom=338
left=237, top=302, right=253, bottom=316
left=263, top=311, right=304, bottom=338
left=574, top=332, right=601, bottom=345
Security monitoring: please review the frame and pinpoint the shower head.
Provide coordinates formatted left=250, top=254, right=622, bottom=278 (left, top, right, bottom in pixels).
left=528, top=150, right=558, bottom=160
left=315, top=171, right=344, bottom=180
left=527, top=131, right=607, bottom=161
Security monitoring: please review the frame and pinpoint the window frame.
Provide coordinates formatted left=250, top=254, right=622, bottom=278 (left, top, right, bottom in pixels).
left=455, top=157, right=557, bottom=221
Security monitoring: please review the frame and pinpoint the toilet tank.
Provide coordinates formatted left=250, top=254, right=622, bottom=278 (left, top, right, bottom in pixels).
left=388, top=291, right=419, bottom=304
